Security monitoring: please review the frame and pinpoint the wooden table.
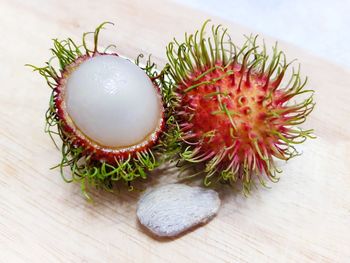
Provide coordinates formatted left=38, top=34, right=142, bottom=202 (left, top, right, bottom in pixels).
left=1, top=0, right=349, bottom=262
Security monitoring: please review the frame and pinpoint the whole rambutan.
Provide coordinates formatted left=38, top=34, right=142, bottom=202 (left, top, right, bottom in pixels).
left=165, top=21, right=315, bottom=193
left=28, top=23, right=173, bottom=199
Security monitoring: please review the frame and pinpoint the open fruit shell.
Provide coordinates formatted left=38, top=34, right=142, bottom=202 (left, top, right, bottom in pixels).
left=27, top=22, right=177, bottom=200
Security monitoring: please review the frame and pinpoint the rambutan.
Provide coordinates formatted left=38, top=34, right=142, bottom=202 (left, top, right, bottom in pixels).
left=28, top=23, right=172, bottom=198
left=165, top=21, right=315, bottom=192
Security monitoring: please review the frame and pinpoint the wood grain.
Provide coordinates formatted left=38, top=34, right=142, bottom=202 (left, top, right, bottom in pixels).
left=0, top=0, right=349, bottom=262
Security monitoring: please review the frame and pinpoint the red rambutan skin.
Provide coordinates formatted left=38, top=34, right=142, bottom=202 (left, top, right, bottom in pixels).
left=54, top=53, right=165, bottom=163
left=165, top=21, right=314, bottom=190
left=178, top=62, right=304, bottom=178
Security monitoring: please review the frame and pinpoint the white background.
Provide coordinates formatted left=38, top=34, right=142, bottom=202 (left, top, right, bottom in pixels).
left=174, top=0, right=350, bottom=69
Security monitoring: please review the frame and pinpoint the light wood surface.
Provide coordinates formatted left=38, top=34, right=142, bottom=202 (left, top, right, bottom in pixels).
left=0, top=0, right=349, bottom=262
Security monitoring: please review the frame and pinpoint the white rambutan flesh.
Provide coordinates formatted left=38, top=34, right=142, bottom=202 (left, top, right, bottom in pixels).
left=28, top=22, right=169, bottom=197
left=65, top=55, right=163, bottom=148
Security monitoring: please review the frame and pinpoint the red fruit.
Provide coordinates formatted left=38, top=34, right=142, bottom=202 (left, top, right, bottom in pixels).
left=166, top=21, right=315, bottom=192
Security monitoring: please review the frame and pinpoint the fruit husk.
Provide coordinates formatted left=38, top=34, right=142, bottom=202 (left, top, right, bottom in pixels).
left=164, top=20, right=315, bottom=194
left=27, top=22, right=176, bottom=200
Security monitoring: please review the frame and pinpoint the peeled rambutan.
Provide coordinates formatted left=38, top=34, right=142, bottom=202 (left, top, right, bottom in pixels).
left=165, top=21, right=315, bottom=192
left=28, top=23, right=171, bottom=198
